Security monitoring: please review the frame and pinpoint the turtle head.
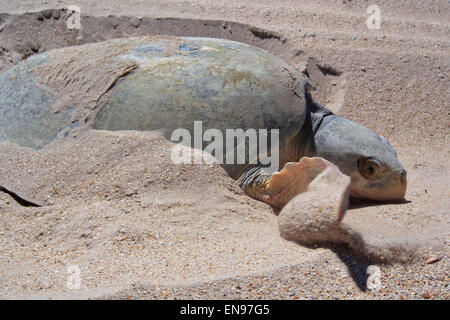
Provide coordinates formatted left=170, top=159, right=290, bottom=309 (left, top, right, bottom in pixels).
left=313, top=115, right=407, bottom=201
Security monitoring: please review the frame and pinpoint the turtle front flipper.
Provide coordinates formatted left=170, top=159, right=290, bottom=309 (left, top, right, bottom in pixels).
left=239, top=157, right=334, bottom=209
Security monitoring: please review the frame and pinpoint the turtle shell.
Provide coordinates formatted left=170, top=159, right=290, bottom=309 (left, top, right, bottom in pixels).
left=94, top=37, right=307, bottom=140
left=0, top=36, right=308, bottom=173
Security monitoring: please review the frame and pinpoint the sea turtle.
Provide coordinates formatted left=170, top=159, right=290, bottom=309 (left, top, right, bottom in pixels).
left=0, top=36, right=407, bottom=209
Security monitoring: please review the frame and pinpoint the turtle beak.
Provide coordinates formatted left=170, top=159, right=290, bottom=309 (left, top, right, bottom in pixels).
left=350, top=167, right=407, bottom=201
left=398, top=168, right=407, bottom=199
left=374, top=168, right=407, bottom=201
left=399, top=169, right=407, bottom=187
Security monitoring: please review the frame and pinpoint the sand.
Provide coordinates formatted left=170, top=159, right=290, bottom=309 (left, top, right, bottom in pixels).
left=0, top=1, right=448, bottom=299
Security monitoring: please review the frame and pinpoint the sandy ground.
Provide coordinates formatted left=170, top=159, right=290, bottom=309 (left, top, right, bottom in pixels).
left=0, top=1, right=448, bottom=299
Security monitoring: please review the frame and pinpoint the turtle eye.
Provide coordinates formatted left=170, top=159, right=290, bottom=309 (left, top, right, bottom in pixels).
left=358, top=157, right=380, bottom=179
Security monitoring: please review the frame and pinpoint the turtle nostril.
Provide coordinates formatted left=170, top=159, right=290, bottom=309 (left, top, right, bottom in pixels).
left=400, top=169, right=407, bottom=184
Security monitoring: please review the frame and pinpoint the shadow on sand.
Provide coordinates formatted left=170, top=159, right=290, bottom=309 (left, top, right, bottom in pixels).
left=348, top=197, right=411, bottom=211
left=274, top=198, right=415, bottom=291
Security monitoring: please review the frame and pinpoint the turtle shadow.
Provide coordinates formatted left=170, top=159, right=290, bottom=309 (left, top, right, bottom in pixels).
left=334, top=250, right=370, bottom=291
left=348, top=198, right=411, bottom=210
left=290, top=240, right=384, bottom=291
left=271, top=203, right=413, bottom=291
left=271, top=199, right=411, bottom=215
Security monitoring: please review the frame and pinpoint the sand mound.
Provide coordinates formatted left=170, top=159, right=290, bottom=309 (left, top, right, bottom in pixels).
left=0, top=129, right=443, bottom=299
left=0, top=130, right=305, bottom=298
